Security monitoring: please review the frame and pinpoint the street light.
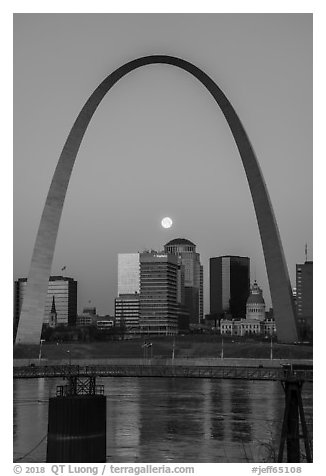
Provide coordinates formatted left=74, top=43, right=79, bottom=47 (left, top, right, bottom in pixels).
left=67, top=349, right=71, bottom=366
left=142, top=342, right=147, bottom=360
left=38, top=339, right=45, bottom=363
left=221, top=337, right=224, bottom=359
left=141, top=342, right=152, bottom=362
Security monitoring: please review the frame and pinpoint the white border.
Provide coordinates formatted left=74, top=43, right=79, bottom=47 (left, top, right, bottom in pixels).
left=4, top=2, right=323, bottom=474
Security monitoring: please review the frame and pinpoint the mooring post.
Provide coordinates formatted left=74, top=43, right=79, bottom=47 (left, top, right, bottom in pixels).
left=278, top=374, right=312, bottom=463
left=46, top=372, right=106, bottom=462
left=284, top=380, right=300, bottom=462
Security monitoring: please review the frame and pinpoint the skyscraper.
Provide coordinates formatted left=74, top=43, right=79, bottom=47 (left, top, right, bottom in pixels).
left=116, top=253, right=141, bottom=332
left=210, top=256, right=250, bottom=319
left=14, top=276, right=77, bottom=340
left=115, top=293, right=140, bottom=331
left=139, top=251, right=179, bottom=335
left=164, top=238, right=203, bottom=324
left=296, top=261, right=313, bottom=339
left=118, top=253, right=140, bottom=295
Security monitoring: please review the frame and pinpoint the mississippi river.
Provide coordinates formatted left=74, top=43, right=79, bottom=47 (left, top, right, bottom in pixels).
left=13, top=377, right=313, bottom=463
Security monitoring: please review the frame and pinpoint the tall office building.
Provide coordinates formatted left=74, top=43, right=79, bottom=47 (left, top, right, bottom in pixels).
left=139, top=251, right=179, bottom=335
left=118, top=253, right=140, bottom=295
left=164, top=238, right=203, bottom=324
left=296, top=261, right=313, bottom=339
left=210, top=256, right=250, bottom=319
left=14, top=276, right=77, bottom=337
left=116, top=253, right=140, bottom=331
left=115, top=293, right=140, bottom=330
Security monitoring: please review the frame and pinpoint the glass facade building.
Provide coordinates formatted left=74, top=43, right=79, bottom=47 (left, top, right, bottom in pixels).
left=210, top=256, right=250, bottom=319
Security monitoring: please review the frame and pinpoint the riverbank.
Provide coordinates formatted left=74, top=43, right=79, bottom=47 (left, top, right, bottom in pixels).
left=13, top=335, right=313, bottom=361
left=13, top=357, right=313, bottom=370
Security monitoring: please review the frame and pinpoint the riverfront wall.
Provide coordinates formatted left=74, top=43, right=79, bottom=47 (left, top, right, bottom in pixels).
left=14, top=357, right=313, bottom=368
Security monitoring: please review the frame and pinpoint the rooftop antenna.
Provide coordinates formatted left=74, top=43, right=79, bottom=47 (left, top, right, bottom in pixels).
left=305, top=243, right=308, bottom=262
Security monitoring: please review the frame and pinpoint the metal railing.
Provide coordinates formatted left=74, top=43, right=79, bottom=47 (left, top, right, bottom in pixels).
left=13, top=364, right=313, bottom=382
left=56, top=375, right=104, bottom=396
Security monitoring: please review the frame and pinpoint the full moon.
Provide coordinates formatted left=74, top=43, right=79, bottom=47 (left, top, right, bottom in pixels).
left=161, top=217, right=173, bottom=229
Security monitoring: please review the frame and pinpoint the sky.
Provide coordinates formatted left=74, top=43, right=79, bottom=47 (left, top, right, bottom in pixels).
left=13, top=13, right=312, bottom=316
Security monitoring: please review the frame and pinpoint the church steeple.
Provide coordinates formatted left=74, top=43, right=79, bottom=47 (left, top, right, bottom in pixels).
left=51, top=295, right=56, bottom=314
left=49, top=295, right=57, bottom=328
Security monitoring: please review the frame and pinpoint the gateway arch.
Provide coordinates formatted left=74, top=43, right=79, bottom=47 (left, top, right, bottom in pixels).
left=15, top=55, right=298, bottom=344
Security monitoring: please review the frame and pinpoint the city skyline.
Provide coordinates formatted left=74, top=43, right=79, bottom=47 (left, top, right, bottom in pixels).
left=13, top=14, right=312, bottom=316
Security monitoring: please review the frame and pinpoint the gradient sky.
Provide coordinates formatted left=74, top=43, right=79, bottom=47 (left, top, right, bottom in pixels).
left=13, top=13, right=312, bottom=315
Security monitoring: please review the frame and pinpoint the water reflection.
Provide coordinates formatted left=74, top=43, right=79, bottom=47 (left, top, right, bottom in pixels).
left=230, top=380, right=252, bottom=443
left=13, top=379, right=49, bottom=462
left=210, top=380, right=225, bottom=441
left=106, top=378, right=141, bottom=461
left=13, top=377, right=313, bottom=463
left=137, top=378, right=207, bottom=462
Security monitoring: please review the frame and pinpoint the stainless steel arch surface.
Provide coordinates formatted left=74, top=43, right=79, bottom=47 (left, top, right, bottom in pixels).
left=16, top=55, right=298, bottom=344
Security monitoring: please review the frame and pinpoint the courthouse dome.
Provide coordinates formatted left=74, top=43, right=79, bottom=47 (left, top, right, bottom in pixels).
left=246, top=281, right=265, bottom=305
left=247, top=293, right=265, bottom=305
